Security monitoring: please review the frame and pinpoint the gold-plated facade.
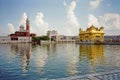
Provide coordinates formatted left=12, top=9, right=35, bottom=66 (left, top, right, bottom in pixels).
left=79, top=25, right=104, bottom=42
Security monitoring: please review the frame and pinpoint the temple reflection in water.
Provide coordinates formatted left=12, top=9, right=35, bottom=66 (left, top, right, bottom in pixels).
left=79, top=45, right=104, bottom=72
left=9, top=43, right=105, bottom=74
left=10, top=43, right=31, bottom=72
left=0, top=43, right=120, bottom=79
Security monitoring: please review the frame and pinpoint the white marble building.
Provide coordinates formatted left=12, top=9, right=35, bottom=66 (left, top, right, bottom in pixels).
left=0, top=36, right=31, bottom=43
left=47, top=30, right=76, bottom=42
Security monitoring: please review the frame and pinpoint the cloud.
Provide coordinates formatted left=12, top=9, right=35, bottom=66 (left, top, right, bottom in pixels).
left=89, top=0, right=102, bottom=9
left=87, top=13, right=120, bottom=35
left=62, top=1, right=80, bottom=36
left=19, top=12, right=27, bottom=26
left=7, top=23, right=15, bottom=34
left=0, top=27, right=4, bottom=36
left=63, top=1, right=67, bottom=6
left=99, top=13, right=120, bottom=30
left=87, top=14, right=100, bottom=27
left=33, top=12, right=49, bottom=36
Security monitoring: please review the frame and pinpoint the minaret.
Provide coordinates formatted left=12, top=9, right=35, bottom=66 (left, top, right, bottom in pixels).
left=26, top=17, right=30, bottom=37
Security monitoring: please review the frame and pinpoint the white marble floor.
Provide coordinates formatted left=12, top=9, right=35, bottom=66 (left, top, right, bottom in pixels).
left=52, top=70, right=120, bottom=80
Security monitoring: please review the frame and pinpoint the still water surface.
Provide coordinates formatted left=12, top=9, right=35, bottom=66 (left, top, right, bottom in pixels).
left=0, top=43, right=120, bottom=79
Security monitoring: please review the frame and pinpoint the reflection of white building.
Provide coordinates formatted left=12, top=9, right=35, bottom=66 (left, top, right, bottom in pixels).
left=6, top=43, right=31, bottom=72
left=65, top=44, right=79, bottom=75
left=32, top=46, right=48, bottom=73
left=47, top=30, right=76, bottom=42
left=67, top=55, right=79, bottom=75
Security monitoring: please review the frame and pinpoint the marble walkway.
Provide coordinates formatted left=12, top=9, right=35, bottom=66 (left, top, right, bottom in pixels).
left=53, top=70, right=120, bottom=80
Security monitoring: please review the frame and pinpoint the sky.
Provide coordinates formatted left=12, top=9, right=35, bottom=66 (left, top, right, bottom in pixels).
left=0, top=0, right=120, bottom=36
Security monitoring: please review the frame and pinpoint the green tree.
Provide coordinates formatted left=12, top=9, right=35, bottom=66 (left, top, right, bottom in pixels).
left=32, top=36, right=50, bottom=41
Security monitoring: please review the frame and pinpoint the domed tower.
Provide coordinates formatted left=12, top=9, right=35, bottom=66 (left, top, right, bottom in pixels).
left=20, top=25, right=25, bottom=32
left=26, top=17, right=30, bottom=37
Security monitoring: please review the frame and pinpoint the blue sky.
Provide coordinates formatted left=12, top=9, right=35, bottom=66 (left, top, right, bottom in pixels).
left=0, top=0, right=120, bottom=36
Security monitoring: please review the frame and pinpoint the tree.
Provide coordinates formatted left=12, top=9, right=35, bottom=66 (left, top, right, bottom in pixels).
left=32, top=36, right=50, bottom=41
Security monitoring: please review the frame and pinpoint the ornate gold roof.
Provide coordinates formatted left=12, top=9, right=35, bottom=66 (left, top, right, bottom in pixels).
left=79, top=25, right=104, bottom=34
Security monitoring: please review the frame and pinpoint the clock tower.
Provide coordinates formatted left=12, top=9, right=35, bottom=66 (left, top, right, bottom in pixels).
left=26, top=17, right=30, bottom=37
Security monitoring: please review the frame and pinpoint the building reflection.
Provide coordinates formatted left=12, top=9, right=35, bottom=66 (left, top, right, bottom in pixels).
left=79, top=45, right=104, bottom=70
left=31, top=45, right=48, bottom=73
left=47, top=43, right=57, bottom=54
left=10, top=43, right=31, bottom=72
left=67, top=54, right=79, bottom=75
left=66, top=43, right=79, bottom=75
